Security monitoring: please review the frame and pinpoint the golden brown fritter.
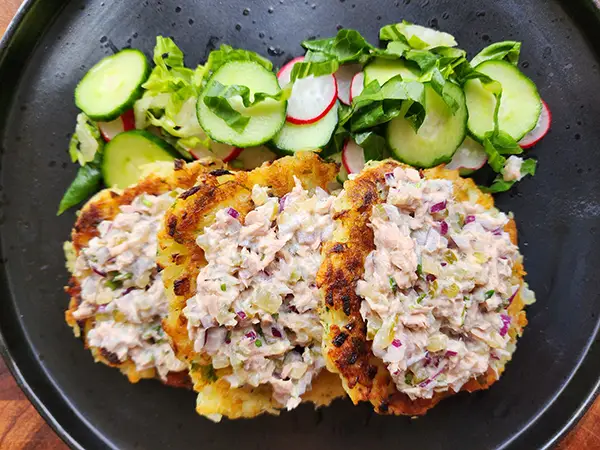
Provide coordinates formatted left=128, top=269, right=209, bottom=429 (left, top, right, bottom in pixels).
left=317, top=160, right=528, bottom=415
left=157, top=152, right=346, bottom=419
left=65, top=159, right=223, bottom=387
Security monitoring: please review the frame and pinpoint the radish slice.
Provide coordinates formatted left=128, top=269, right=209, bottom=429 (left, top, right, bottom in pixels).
left=350, top=72, right=365, bottom=103
left=445, top=137, right=487, bottom=175
left=334, top=64, right=362, bottom=105
left=190, top=142, right=242, bottom=163
left=233, top=145, right=277, bottom=170
left=98, top=110, right=136, bottom=141
left=519, top=100, right=551, bottom=149
left=342, top=139, right=366, bottom=174
left=277, top=56, right=338, bottom=125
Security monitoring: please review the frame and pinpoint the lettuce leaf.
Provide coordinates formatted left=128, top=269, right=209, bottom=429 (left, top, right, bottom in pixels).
left=69, top=113, right=103, bottom=166
left=379, top=21, right=457, bottom=50
left=202, top=81, right=289, bottom=133
left=301, top=29, right=374, bottom=63
left=471, top=41, right=521, bottom=67
left=483, top=158, right=536, bottom=193
left=203, top=45, right=272, bottom=81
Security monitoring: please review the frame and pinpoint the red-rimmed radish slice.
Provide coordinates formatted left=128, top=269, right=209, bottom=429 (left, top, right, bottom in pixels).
left=233, top=145, right=277, bottom=170
left=277, top=56, right=305, bottom=86
left=190, top=142, right=242, bottom=163
left=277, top=56, right=338, bottom=125
left=445, top=137, right=487, bottom=176
left=350, top=71, right=365, bottom=103
left=334, top=64, right=362, bottom=105
left=342, top=138, right=366, bottom=174
left=98, top=110, right=136, bottom=141
left=519, top=100, right=551, bottom=149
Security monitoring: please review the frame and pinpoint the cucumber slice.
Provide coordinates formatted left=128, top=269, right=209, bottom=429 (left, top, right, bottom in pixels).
left=387, top=82, right=467, bottom=168
left=102, top=130, right=177, bottom=188
left=271, top=102, right=339, bottom=155
left=464, top=60, right=541, bottom=141
left=197, top=60, right=287, bottom=147
left=364, top=58, right=419, bottom=86
left=75, top=49, right=150, bottom=122
left=328, top=152, right=349, bottom=183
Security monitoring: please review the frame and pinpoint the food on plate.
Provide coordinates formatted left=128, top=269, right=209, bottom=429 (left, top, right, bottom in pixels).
left=157, top=152, right=345, bottom=420
left=318, top=160, right=535, bottom=415
left=59, top=21, right=551, bottom=216
left=64, top=159, right=223, bottom=385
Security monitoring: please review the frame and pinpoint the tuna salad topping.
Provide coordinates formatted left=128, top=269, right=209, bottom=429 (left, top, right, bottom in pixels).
left=183, top=180, right=334, bottom=410
left=71, top=191, right=186, bottom=379
left=356, top=166, right=535, bottom=399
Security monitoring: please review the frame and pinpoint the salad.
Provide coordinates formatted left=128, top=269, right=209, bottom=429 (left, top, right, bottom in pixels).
left=58, top=21, right=550, bottom=215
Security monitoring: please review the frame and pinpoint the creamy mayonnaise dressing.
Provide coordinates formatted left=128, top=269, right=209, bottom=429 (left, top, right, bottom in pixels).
left=183, top=179, right=334, bottom=409
left=356, top=166, right=535, bottom=399
left=72, top=192, right=186, bottom=379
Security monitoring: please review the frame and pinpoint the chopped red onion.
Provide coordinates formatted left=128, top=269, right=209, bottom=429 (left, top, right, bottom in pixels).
left=499, top=314, right=511, bottom=337
left=440, top=220, right=448, bottom=235
left=445, top=350, right=458, bottom=357
left=441, top=262, right=447, bottom=267
left=430, top=201, right=447, bottom=213
left=392, top=339, right=402, bottom=348
left=426, top=274, right=436, bottom=282
left=507, top=287, right=519, bottom=305
left=236, top=311, right=247, bottom=320
left=92, top=266, right=107, bottom=277
left=492, top=228, right=503, bottom=236
left=245, top=330, right=257, bottom=341
left=121, top=287, right=135, bottom=296
left=227, top=207, right=240, bottom=219
left=418, top=367, right=446, bottom=388
left=384, top=172, right=395, bottom=185
left=490, top=353, right=500, bottom=360
left=272, top=327, right=282, bottom=338
left=465, top=215, right=476, bottom=224
left=279, top=194, right=289, bottom=212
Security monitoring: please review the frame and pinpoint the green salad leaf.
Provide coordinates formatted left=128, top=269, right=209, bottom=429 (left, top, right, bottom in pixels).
left=471, top=41, right=521, bottom=67
left=58, top=151, right=103, bottom=215
left=69, top=113, right=103, bottom=166
left=204, top=45, right=273, bottom=79
left=484, top=158, right=537, bottom=193
left=290, top=51, right=340, bottom=81
left=301, top=29, right=374, bottom=63
left=354, top=130, right=388, bottom=162
left=343, top=76, right=426, bottom=132
left=380, top=21, right=457, bottom=50
left=202, top=81, right=289, bottom=133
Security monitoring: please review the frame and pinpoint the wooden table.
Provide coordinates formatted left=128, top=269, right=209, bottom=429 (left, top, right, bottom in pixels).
left=0, top=1, right=599, bottom=449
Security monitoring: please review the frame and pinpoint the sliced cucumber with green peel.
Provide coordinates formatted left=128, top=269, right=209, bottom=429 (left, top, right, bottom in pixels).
left=387, top=82, right=467, bottom=168
left=75, top=49, right=150, bottom=122
left=464, top=60, right=541, bottom=141
left=364, top=58, right=419, bottom=86
left=197, top=60, right=287, bottom=147
left=102, top=130, right=177, bottom=188
left=271, top=102, right=339, bottom=155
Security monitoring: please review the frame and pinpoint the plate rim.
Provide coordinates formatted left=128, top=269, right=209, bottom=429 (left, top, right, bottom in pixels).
left=0, top=1, right=599, bottom=449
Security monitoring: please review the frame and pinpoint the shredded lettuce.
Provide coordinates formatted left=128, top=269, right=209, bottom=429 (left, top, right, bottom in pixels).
left=69, top=113, right=103, bottom=166
left=484, top=158, right=536, bottom=193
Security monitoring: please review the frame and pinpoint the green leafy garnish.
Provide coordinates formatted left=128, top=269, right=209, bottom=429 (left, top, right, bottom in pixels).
left=69, top=113, right=103, bottom=166
left=58, top=149, right=103, bottom=215
left=202, top=80, right=289, bottom=133
left=485, top=290, right=495, bottom=299
left=379, top=21, right=458, bottom=50
left=471, top=41, right=521, bottom=67
left=255, top=340, right=263, bottom=348
left=484, top=158, right=537, bottom=193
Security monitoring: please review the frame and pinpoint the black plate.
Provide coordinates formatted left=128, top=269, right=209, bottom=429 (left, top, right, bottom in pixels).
left=1, top=0, right=600, bottom=449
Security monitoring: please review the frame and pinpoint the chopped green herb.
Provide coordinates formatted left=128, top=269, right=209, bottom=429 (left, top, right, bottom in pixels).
left=405, top=371, right=414, bottom=385
left=416, top=293, right=426, bottom=304
left=485, top=290, right=495, bottom=299
left=444, top=250, right=458, bottom=264
left=416, top=264, right=423, bottom=276
left=141, top=196, right=153, bottom=208
left=389, top=276, right=399, bottom=293
left=272, top=313, right=279, bottom=320
left=220, top=283, right=227, bottom=292
left=200, top=364, right=218, bottom=382
left=255, top=340, right=263, bottom=348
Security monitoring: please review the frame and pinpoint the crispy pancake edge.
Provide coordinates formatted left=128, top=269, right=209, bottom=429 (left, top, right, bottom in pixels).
left=317, top=160, right=528, bottom=415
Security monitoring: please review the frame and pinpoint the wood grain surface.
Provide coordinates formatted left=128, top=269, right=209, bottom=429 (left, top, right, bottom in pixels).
left=0, top=1, right=599, bottom=449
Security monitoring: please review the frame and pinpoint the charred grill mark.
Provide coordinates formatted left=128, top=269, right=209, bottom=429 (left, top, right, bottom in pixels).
left=173, top=277, right=190, bottom=296
left=180, top=185, right=202, bottom=200
left=344, top=321, right=355, bottom=332
left=325, top=291, right=334, bottom=307
left=333, top=332, right=348, bottom=347
left=167, top=215, right=178, bottom=237
left=100, top=348, right=121, bottom=365
left=210, top=169, right=231, bottom=177
left=332, top=243, right=345, bottom=253
left=379, top=401, right=389, bottom=413
left=367, top=365, right=378, bottom=380
left=347, top=352, right=358, bottom=365
left=342, top=294, right=351, bottom=316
